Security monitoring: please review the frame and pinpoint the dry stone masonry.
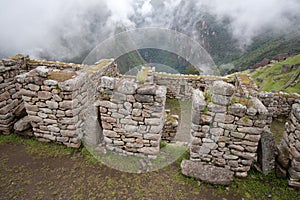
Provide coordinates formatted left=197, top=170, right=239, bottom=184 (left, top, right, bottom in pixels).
left=98, top=67, right=166, bottom=158
left=1, top=54, right=300, bottom=188
left=183, top=80, right=273, bottom=184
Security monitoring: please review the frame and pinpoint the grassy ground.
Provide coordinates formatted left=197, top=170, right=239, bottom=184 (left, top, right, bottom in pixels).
left=250, top=54, right=300, bottom=93
left=1, top=134, right=299, bottom=200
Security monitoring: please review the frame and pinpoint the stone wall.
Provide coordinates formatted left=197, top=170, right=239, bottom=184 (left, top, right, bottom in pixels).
left=0, top=55, right=34, bottom=134
left=154, top=73, right=230, bottom=100
left=187, top=80, right=271, bottom=181
left=0, top=54, right=119, bottom=148
left=277, top=103, right=300, bottom=187
left=258, top=92, right=299, bottom=117
left=162, top=110, right=179, bottom=142
left=98, top=68, right=166, bottom=158
left=15, top=60, right=117, bottom=148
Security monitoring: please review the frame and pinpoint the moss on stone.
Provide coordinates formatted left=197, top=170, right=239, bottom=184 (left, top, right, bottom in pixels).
left=48, top=71, right=77, bottom=82
left=86, top=59, right=112, bottom=74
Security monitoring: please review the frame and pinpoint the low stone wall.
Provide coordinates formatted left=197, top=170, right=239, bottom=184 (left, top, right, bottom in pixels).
left=154, top=73, right=230, bottom=100
left=162, top=110, right=179, bottom=142
left=0, top=54, right=119, bottom=148
left=98, top=68, right=166, bottom=158
left=187, top=80, right=271, bottom=181
left=0, top=55, right=32, bottom=134
left=277, top=103, right=300, bottom=187
left=258, top=92, right=299, bottom=117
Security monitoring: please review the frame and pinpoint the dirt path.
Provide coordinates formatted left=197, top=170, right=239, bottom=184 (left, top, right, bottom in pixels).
left=0, top=143, right=239, bottom=200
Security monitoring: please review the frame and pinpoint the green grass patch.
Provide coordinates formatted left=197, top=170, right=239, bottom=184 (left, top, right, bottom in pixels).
left=249, top=54, right=300, bottom=93
left=232, top=170, right=300, bottom=200
left=0, top=133, right=78, bottom=157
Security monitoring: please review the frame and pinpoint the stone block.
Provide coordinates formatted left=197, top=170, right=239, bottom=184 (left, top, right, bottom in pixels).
left=116, top=79, right=137, bottom=95
left=192, top=90, right=206, bottom=111
left=207, top=103, right=226, bottom=113
left=228, top=103, right=247, bottom=117
left=237, top=127, right=263, bottom=135
left=137, top=85, right=156, bottom=95
left=212, top=81, right=235, bottom=96
left=135, top=94, right=154, bottom=103
left=0, top=91, right=10, bottom=102
left=292, top=103, right=300, bottom=121
left=14, top=116, right=31, bottom=132
left=101, top=76, right=115, bottom=89
left=38, top=91, right=52, bottom=100
left=181, top=160, right=234, bottom=185
left=212, top=94, right=232, bottom=106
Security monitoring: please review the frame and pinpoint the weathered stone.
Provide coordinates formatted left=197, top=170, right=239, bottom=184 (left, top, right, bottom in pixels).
left=231, top=149, right=256, bottom=160
left=292, top=103, right=300, bottom=121
left=236, top=117, right=253, bottom=127
left=34, top=66, right=49, bottom=77
left=44, top=119, right=57, bottom=124
left=199, top=146, right=211, bottom=155
left=47, top=125, right=60, bottom=133
left=46, top=101, right=58, bottom=109
left=200, top=114, right=213, bottom=125
left=103, top=130, right=118, bottom=138
left=38, top=91, right=52, bottom=100
left=247, top=107, right=257, bottom=116
left=228, top=103, right=247, bottom=117
left=59, top=117, right=77, bottom=125
left=237, top=127, right=263, bottom=135
left=14, top=116, right=31, bottom=132
left=210, top=128, right=224, bottom=136
left=59, top=101, right=73, bottom=110
left=29, top=115, right=43, bottom=122
left=116, top=79, right=137, bottom=95
left=145, top=118, right=163, bottom=126
left=111, top=92, right=127, bottom=103
left=181, top=160, right=234, bottom=185
left=135, top=94, right=154, bottom=103
left=288, top=168, right=300, bottom=179
left=212, top=81, right=235, bottom=96
left=43, top=79, right=58, bottom=86
left=192, top=90, right=206, bottom=111
left=137, top=85, right=156, bottom=95
left=218, top=123, right=237, bottom=131
left=244, top=134, right=261, bottom=142
left=61, top=130, right=77, bottom=137
left=28, top=84, right=40, bottom=91
left=251, top=97, right=268, bottom=115
left=207, top=103, right=226, bottom=113
left=20, top=89, right=37, bottom=97
left=212, top=94, right=232, bottom=106
left=101, top=76, right=115, bottom=89
left=216, top=114, right=235, bottom=124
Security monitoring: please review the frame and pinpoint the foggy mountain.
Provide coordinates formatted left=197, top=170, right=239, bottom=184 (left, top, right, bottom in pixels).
left=0, top=0, right=299, bottom=69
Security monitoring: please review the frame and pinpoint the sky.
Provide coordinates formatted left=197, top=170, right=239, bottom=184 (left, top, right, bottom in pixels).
left=0, top=0, right=299, bottom=61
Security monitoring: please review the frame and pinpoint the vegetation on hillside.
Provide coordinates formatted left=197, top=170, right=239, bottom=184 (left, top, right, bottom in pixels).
left=248, top=54, right=300, bottom=93
left=233, top=32, right=300, bottom=70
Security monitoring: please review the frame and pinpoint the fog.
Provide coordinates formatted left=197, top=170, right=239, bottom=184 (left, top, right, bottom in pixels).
left=0, top=0, right=299, bottom=61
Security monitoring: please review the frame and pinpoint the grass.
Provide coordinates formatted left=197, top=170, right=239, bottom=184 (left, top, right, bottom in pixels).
left=0, top=133, right=78, bottom=157
left=250, top=54, right=300, bottom=93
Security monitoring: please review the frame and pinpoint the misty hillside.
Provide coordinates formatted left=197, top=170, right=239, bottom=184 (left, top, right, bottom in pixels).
left=1, top=0, right=300, bottom=73
left=246, top=54, right=300, bottom=93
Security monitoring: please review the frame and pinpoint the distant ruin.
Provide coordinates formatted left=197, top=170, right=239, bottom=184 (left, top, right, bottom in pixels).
left=1, top=55, right=300, bottom=187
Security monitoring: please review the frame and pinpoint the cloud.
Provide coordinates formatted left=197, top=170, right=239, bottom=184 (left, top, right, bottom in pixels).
left=0, top=0, right=299, bottom=60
